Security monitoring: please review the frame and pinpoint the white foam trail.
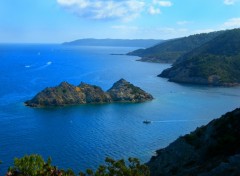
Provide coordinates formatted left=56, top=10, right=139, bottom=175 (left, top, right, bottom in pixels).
left=25, top=65, right=31, bottom=68
left=34, top=61, right=52, bottom=71
left=47, top=61, right=52, bottom=65
left=151, top=119, right=209, bottom=123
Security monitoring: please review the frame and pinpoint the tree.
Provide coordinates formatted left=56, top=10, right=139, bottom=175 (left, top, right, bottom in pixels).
left=7, top=154, right=74, bottom=176
left=7, top=154, right=150, bottom=176
left=79, top=157, right=150, bottom=176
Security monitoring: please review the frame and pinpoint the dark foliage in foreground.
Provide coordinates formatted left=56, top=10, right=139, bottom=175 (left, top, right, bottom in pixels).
left=6, top=154, right=150, bottom=176
left=148, top=108, right=240, bottom=176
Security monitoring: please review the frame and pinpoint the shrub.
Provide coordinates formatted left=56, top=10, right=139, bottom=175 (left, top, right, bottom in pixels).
left=7, top=154, right=150, bottom=176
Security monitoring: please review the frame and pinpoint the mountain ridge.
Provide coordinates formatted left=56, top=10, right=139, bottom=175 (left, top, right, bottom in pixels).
left=63, top=39, right=164, bottom=48
left=159, top=28, right=240, bottom=86
left=127, top=31, right=224, bottom=63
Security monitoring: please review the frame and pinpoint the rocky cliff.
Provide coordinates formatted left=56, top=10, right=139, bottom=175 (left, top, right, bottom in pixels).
left=147, top=108, right=240, bottom=176
left=25, top=79, right=153, bottom=107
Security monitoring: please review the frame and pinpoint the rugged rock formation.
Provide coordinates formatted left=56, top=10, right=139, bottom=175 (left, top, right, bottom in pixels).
left=25, top=79, right=153, bottom=107
left=107, top=79, right=153, bottom=102
left=147, top=108, right=240, bottom=176
left=79, top=82, right=112, bottom=104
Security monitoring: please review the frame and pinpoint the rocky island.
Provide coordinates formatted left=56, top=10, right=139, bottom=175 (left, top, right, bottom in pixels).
left=25, top=79, right=153, bottom=107
left=147, top=107, right=240, bottom=176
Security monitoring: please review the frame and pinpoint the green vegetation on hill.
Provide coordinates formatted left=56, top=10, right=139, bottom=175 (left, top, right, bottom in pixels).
left=159, top=28, right=240, bottom=86
left=128, top=31, right=223, bottom=63
left=6, top=155, right=150, bottom=176
left=148, top=107, right=240, bottom=176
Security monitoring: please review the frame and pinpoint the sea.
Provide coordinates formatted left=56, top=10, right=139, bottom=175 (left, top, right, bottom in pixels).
left=0, top=44, right=239, bottom=174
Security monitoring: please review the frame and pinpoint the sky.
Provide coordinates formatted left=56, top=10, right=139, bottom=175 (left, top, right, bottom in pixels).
left=0, top=0, right=240, bottom=43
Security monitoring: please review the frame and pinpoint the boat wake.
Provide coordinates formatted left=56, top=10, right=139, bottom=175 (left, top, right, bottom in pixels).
left=47, top=61, right=52, bottom=65
left=151, top=119, right=210, bottom=123
left=35, top=61, right=53, bottom=70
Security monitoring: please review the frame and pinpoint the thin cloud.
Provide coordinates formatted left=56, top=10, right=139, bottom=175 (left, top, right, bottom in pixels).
left=222, top=18, right=240, bottom=28
left=111, top=25, right=139, bottom=30
left=148, top=6, right=161, bottom=15
left=224, top=0, right=237, bottom=5
left=177, top=21, right=192, bottom=25
left=148, top=0, right=172, bottom=15
left=153, top=0, right=173, bottom=7
left=57, top=0, right=145, bottom=21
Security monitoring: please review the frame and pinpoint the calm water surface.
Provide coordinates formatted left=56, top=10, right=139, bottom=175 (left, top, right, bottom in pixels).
left=0, top=44, right=239, bottom=173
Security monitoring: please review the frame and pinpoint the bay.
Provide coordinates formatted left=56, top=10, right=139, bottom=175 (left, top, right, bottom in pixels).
left=0, top=44, right=239, bottom=174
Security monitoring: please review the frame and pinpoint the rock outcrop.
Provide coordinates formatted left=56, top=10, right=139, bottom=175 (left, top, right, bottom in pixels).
left=147, top=108, right=240, bottom=176
left=25, top=79, right=153, bottom=107
left=107, top=79, right=153, bottom=102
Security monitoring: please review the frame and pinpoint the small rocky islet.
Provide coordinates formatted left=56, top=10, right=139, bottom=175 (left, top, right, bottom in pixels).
left=25, top=79, right=153, bottom=107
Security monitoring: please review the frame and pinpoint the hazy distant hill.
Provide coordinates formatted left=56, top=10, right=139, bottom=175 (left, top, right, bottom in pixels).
left=159, top=28, right=240, bottom=86
left=63, top=39, right=164, bottom=48
left=128, top=31, right=223, bottom=63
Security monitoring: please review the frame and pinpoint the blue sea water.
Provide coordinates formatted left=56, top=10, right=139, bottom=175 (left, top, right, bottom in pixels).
left=0, top=44, right=240, bottom=174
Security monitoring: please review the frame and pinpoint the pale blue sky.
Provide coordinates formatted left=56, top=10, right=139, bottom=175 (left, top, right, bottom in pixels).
left=0, top=0, right=240, bottom=43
